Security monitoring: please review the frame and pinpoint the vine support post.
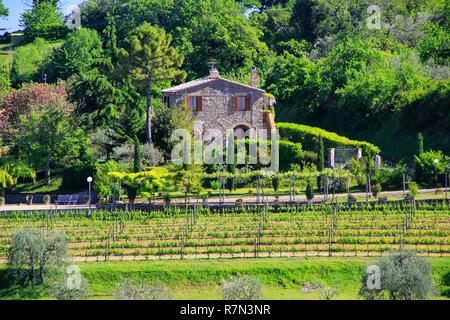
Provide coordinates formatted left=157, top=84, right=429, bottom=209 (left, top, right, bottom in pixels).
left=181, top=223, right=187, bottom=260
left=293, top=175, right=296, bottom=202
left=328, top=226, right=332, bottom=257
left=289, top=175, right=292, bottom=203
left=444, top=172, right=448, bottom=200
left=402, top=173, right=406, bottom=196
left=113, top=180, right=117, bottom=207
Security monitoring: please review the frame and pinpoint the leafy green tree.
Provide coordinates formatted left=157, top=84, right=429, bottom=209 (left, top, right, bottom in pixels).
left=359, top=250, right=433, bottom=300
left=93, top=160, right=125, bottom=199
left=152, top=102, right=193, bottom=159
left=258, top=6, right=294, bottom=52
left=0, top=0, right=9, bottom=17
left=290, top=0, right=364, bottom=43
left=0, top=161, right=36, bottom=196
left=265, top=48, right=321, bottom=118
left=46, top=28, right=104, bottom=82
left=120, top=23, right=186, bottom=144
left=20, top=0, right=67, bottom=42
left=167, top=0, right=269, bottom=78
left=80, top=0, right=173, bottom=42
left=417, top=22, right=449, bottom=65
left=174, top=168, right=203, bottom=202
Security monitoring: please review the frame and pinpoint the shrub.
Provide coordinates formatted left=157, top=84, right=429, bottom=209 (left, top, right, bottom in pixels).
left=222, top=276, right=263, bottom=300
left=61, top=165, right=95, bottom=192
left=163, top=193, right=171, bottom=203
left=408, top=181, right=419, bottom=196
left=359, top=250, right=433, bottom=300
left=276, top=122, right=380, bottom=154
left=113, top=279, right=173, bottom=300
left=414, top=150, right=446, bottom=184
left=372, top=183, right=382, bottom=197
left=10, top=38, right=56, bottom=85
left=210, top=180, right=220, bottom=190
left=271, top=175, right=279, bottom=192
left=50, top=268, right=90, bottom=300
left=312, top=280, right=341, bottom=300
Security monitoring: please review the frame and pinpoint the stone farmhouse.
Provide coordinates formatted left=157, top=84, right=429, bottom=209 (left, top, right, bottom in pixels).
left=161, top=67, right=276, bottom=141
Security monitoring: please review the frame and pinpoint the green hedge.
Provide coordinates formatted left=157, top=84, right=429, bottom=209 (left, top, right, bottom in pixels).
left=276, top=122, right=380, bottom=155
left=61, top=165, right=95, bottom=192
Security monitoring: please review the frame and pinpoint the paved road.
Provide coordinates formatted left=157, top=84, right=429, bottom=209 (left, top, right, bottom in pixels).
left=0, top=188, right=446, bottom=210
left=172, top=187, right=446, bottom=204
left=0, top=204, right=91, bottom=212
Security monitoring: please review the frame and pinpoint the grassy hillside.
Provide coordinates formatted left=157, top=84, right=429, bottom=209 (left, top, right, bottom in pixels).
left=1, top=257, right=448, bottom=300
left=0, top=39, right=63, bottom=87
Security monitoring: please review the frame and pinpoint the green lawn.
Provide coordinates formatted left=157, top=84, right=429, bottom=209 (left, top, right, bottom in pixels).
left=2, top=256, right=446, bottom=300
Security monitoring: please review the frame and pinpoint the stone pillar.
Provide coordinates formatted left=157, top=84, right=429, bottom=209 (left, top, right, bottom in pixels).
left=328, top=148, right=335, bottom=168
left=375, top=155, right=382, bottom=168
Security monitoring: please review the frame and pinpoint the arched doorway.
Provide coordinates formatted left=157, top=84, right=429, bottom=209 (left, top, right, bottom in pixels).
left=233, top=124, right=251, bottom=140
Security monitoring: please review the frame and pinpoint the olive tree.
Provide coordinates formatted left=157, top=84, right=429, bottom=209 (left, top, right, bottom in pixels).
left=113, top=279, right=173, bottom=300
left=8, top=230, right=67, bottom=285
left=50, top=268, right=90, bottom=300
left=359, top=250, right=434, bottom=300
left=222, top=276, right=263, bottom=300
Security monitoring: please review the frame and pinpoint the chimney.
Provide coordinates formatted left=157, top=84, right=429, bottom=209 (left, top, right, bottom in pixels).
left=251, top=67, right=258, bottom=88
left=209, top=66, right=220, bottom=78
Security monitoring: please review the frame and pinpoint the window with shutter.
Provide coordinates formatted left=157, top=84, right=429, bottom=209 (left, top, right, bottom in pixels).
left=245, top=96, right=251, bottom=111
left=196, top=96, right=202, bottom=111
left=184, top=96, right=189, bottom=111
left=234, top=96, right=246, bottom=111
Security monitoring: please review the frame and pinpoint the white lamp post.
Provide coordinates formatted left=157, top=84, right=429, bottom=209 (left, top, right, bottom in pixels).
left=87, top=176, right=93, bottom=212
left=434, top=159, right=439, bottom=187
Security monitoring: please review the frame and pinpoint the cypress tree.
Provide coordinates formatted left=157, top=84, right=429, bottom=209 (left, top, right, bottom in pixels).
left=415, top=132, right=424, bottom=182
left=306, top=180, right=314, bottom=201
left=133, top=135, right=141, bottom=173
left=417, top=132, right=424, bottom=157
left=318, top=134, right=324, bottom=172
left=317, top=135, right=324, bottom=190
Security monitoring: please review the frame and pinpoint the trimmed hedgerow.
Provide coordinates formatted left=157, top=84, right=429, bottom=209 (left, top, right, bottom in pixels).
left=276, top=123, right=380, bottom=154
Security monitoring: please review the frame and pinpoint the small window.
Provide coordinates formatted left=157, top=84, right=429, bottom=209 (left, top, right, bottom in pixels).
left=237, top=96, right=245, bottom=111
left=189, top=96, right=198, bottom=111
left=184, top=96, right=202, bottom=111
left=233, top=95, right=250, bottom=112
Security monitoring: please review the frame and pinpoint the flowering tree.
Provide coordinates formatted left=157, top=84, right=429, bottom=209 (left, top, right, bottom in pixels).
left=1, top=82, right=77, bottom=185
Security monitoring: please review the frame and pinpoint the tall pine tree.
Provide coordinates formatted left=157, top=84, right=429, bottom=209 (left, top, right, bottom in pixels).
left=120, top=23, right=186, bottom=144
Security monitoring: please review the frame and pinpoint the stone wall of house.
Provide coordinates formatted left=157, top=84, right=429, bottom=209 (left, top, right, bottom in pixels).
left=165, top=80, right=271, bottom=140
